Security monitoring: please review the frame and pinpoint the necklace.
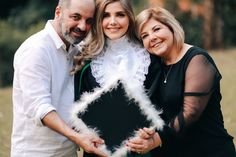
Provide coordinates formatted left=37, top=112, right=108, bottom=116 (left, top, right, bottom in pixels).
left=163, top=65, right=173, bottom=84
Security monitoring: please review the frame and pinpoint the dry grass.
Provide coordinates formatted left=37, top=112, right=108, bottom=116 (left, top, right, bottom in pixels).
left=210, top=48, right=236, bottom=145
left=0, top=48, right=235, bottom=156
left=0, top=87, right=12, bottom=157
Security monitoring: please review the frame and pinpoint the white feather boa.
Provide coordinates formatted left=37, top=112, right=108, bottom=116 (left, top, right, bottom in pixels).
left=71, top=76, right=164, bottom=156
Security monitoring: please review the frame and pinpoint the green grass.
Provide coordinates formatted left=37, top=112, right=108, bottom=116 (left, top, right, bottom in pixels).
left=0, top=48, right=235, bottom=156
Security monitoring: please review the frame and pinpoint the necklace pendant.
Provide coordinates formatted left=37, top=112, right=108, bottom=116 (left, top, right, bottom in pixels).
left=163, top=64, right=173, bottom=84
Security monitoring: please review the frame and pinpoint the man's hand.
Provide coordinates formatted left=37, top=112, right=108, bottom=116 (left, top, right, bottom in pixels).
left=42, top=111, right=108, bottom=157
left=74, top=132, right=108, bottom=157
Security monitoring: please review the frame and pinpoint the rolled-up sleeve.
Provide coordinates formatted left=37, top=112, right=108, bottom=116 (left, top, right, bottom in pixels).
left=15, top=45, right=56, bottom=126
left=35, top=103, right=56, bottom=126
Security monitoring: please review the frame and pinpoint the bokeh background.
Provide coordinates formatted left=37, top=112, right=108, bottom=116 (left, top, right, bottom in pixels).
left=0, top=0, right=235, bottom=156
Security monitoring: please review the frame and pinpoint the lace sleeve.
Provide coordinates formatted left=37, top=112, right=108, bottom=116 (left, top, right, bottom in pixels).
left=170, top=54, right=217, bottom=133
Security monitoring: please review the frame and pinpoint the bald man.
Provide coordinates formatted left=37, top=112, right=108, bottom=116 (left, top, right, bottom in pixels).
left=11, top=0, right=107, bottom=156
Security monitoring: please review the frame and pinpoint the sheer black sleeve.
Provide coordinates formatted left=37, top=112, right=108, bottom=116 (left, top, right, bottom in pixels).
left=157, top=54, right=219, bottom=146
left=172, top=54, right=216, bottom=132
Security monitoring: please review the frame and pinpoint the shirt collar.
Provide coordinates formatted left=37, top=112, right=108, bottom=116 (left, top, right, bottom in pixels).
left=45, top=20, right=67, bottom=51
left=45, top=20, right=80, bottom=58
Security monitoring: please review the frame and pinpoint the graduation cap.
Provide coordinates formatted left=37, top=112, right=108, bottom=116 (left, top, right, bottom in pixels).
left=71, top=79, right=164, bottom=156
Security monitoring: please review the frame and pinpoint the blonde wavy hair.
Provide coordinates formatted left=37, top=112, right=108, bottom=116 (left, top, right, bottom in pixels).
left=71, top=0, right=139, bottom=74
left=135, top=6, right=185, bottom=52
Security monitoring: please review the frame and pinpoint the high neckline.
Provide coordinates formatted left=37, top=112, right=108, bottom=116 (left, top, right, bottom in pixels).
left=90, top=35, right=151, bottom=87
left=105, top=35, right=130, bottom=52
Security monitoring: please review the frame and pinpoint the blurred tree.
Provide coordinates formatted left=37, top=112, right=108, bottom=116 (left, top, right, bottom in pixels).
left=223, top=0, right=236, bottom=47
left=0, top=0, right=57, bottom=19
left=165, top=0, right=204, bottom=47
left=203, top=0, right=223, bottom=49
left=0, top=0, right=29, bottom=18
left=8, top=0, right=56, bottom=30
left=132, top=0, right=150, bottom=14
left=165, top=0, right=226, bottom=49
left=0, top=0, right=57, bottom=87
left=165, top=0, right=178, bottom=13
left=0, top=0, right=236, bottom=87
left=203, top=0, right=214, bottom=49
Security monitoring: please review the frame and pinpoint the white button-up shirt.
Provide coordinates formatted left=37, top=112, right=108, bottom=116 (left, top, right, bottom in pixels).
left=11, top=20, right=78, bottom=157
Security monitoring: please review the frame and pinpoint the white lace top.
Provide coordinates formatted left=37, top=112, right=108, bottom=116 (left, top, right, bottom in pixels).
left=90, top=36, right=150, bottom=87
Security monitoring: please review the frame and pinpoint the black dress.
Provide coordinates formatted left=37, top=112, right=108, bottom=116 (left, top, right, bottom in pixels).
left=150, top=46, right=235, bottom=157
left=74, top=54, right=163, bottom=157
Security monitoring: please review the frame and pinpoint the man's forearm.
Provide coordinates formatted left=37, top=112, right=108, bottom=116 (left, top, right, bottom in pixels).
left=42, top=110, right=107, bottom=157
left=42, top=111, right=77, bottom=142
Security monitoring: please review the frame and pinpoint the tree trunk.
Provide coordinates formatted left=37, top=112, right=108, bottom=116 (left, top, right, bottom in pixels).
left=203, top=0, right=223, bottom=49
left=203, top=0, right=214, bottom=49
left=213, top=0, right=223, bottom=48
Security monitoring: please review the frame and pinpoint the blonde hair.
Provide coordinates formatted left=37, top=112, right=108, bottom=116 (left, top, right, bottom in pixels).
left=135, top=7, right=185, bottom=51
left=72, top=0, right=138, bottom=74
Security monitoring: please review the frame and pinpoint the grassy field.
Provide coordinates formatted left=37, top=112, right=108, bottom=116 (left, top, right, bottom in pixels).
left=0, top=48, right=235, bottom=157
left=0, top=87, right=12, bottom=157
left=210, top=48, right=236, bottom=144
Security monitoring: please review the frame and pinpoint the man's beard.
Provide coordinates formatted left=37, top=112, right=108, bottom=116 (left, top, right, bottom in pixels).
left=60, top=21, right=86, bottom=45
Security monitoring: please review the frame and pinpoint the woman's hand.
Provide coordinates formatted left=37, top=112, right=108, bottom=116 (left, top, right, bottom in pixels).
left=126, top=127, right=162, bottom=154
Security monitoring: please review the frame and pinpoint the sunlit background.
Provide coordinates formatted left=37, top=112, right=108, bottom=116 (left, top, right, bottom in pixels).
left=0, top=0, right=235, bottom=156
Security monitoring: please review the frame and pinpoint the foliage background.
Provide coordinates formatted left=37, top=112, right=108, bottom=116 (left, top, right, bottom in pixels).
left=0, top=0, right=236, bottom=87
left=0, top=0, right=235, bottom=156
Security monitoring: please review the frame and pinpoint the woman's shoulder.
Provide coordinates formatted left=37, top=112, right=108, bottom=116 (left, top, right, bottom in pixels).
left=183, top=45, right=213, bottom=64
left=182, top=45, right=220, bottom=76
left=186, top=45, right=208, bottom=56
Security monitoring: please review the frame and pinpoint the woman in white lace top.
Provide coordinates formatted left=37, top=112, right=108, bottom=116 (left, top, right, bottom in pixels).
left=71, top=0, right=164, bottom=157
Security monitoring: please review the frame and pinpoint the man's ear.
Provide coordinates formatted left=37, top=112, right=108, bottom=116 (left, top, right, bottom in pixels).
left=55, top=6, right=62, bottom=19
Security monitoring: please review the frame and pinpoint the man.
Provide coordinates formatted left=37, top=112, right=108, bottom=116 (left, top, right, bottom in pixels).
left=11, top=0, right=107, bottom=156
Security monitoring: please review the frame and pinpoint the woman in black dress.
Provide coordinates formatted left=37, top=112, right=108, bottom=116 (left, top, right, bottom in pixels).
left=71, top=0, right=164, bottom=156
left=127, top=6, right=235, bottom=157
